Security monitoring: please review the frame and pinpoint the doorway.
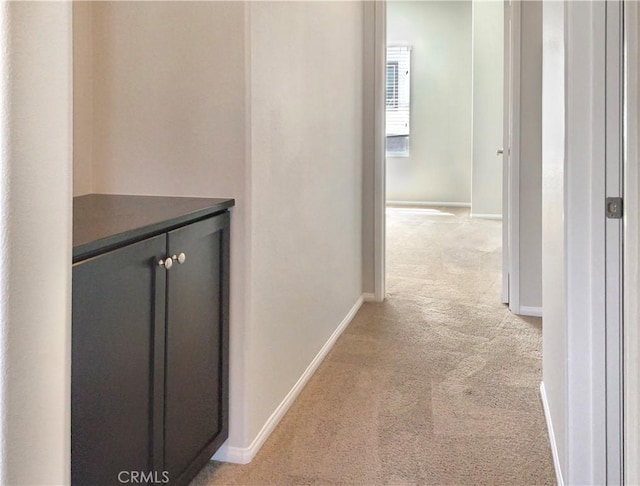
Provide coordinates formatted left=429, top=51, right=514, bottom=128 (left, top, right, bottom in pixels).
left=381, top=0, right=508, bottom=303
left=367, top=3, right=554, bottom=481
left=370, top=1, right=544, bottom=319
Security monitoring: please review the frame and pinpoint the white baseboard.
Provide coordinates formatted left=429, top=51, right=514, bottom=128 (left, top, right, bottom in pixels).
left=470, top=213, right=503, bottom=221
left=212, top=295, right=365, bottom=464
left=362, top=292, right=376, bottom=302
left=540, top=382, right=565, bottom=486
left=519, top=306, right=543, bottom=317
left=386, top=200, right=471, bottom=208
left=210, top=443, right=249, bottom=464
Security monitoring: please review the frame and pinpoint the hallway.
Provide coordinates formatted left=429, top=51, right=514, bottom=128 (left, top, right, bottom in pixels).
left=194, top=207, right=555, bottom=485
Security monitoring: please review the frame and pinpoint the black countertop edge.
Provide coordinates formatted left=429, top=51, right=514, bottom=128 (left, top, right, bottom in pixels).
left=73, top=195, right=235, bottom=263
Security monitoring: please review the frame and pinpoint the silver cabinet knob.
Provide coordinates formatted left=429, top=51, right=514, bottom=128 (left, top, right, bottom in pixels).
left=496, top=148, right=504, bottom=156
left=158, top=257, right=173, bottom=270
left=172, top=253, right=186, bottom=264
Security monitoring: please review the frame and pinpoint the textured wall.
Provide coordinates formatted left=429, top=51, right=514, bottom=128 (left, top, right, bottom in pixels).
left=73, top=1, right=93, bottom=196
left=0, top=2, right=72, bottom=483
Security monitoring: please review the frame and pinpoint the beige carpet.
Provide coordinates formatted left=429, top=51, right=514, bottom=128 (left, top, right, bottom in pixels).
left=192, top=206, right=555, bottom=485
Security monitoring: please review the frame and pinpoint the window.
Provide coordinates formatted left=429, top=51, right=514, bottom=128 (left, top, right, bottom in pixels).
left=386, top=62, right=399, bottom=109
left=386, top=45, right=411, bottom=157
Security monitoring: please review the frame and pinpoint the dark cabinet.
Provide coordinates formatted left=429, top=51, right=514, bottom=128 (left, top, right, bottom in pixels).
left=72, top=235, right=166, bottom=484
left=164, top=216, right=229, bottom=481
left=72, top=196, right=232, bottom=486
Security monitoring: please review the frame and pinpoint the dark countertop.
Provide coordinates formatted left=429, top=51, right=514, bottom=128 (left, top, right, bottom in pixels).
left=73, top=194, right=235, bottom=262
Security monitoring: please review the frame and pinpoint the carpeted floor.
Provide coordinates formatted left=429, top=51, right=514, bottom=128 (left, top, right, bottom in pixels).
left=192, top=206, right=555, bottom=485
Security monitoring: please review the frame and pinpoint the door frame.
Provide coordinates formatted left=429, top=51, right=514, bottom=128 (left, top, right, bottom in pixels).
left=624, top=0, right=639, bottom=482
left=373, top=0, right=518, bottom=307
left=372, top=0, right=386, bottom=302
left=503, top=0, right=521, bottom=312
left=561, top=1, right=623, bottom=481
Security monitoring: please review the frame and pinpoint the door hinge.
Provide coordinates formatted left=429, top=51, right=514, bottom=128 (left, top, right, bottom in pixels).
left=606, top=197, right=623, bottom=219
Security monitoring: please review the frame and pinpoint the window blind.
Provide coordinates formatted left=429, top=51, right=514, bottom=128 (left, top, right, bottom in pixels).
left=386, top=45, right=411, bottom=137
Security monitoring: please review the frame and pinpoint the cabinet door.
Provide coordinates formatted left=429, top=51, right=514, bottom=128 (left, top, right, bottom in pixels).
left=72, top=235, right=166, bottom=486
left=164, top=213, right=230, bottom=483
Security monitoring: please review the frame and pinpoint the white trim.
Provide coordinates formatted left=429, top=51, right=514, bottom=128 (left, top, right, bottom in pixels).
left=373, top=0, right=387, bottom=303
left=362, top=292, right=376, bottom=302
left=470, top=213, right=502, bottom=221
left=624, top=1, right=640, bottom=482
left=212, top=296, right=365, bottom=464
left=563, top=3, right=608, bottom=480
left=518, top=306, right=542, bottom=318
left=540, top=382, right=565, bottom=486
left=209, top=444, right=248, bottom=465
left=386, top=200, right=471, bottom=208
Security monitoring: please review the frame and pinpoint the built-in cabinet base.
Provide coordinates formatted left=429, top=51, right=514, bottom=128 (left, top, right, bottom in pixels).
left=72, top=194, right=233, bottom=486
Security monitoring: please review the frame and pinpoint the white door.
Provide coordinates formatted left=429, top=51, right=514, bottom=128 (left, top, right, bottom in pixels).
left=502, top=0, right=512, bottom=304
left=502, top=0, right=520, bottom=308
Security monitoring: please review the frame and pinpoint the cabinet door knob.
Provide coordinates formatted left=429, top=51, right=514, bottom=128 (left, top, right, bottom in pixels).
left=158, top=258, right=173, bottom=270
left=172, top=253, right=186, bottom=264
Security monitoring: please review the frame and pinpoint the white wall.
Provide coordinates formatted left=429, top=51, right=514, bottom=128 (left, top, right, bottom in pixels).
left=86, top=1, right=250, bottom=448
left=541, top=0, right=567, bottom=480
left=518, top=2, right=543, bottom=310
left=471, top=0, right=503, bottom=217
left=246, top=0, right=363, bottom=443
left=73, top=1, right=93, bottom=196
left=0, top=2, right=72, bottom=483
left=90, top=2, right=246, bottom=202
left=386, top=1, right=472, bottom=205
